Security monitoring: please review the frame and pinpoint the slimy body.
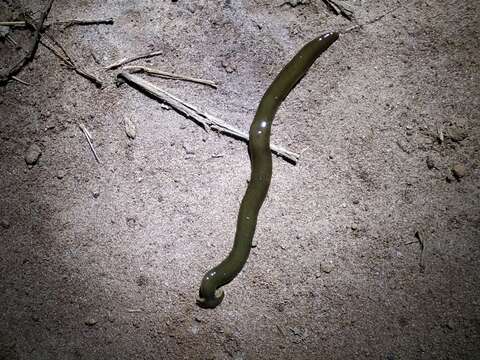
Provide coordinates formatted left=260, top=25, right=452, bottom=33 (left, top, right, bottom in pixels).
left=197, top=32, right=339, bottom=308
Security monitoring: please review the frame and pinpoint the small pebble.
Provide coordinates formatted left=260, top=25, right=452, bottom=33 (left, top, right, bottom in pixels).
left=426, top=156, right=435, bottom=169
left=183, top=143, right=195, bottom=155
left=321, top=262, right=334, bottom=274
left=24, top=144, right=42, bottom=165
left=221, top=60, right=235, bottom=73
left=56, top=169, right=66, bottom=179
left=125, top=118, right=136, bottom=139
left=0, top=219, right=10, bottom=229
left=85, top=318, right=97, bottom=326
left=351, top=223, right=358, bottom=231
left=126, top=216, right=137, bottom=228
left=452, top=164, right=465, bottom=179
left=92, top=190, right=100, bottom=198
left=352, top=199, right=359, bottom=205
left=448, top=128, right=467, bottom=143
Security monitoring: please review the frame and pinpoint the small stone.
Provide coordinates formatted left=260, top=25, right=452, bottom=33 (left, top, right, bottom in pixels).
left=125, top=118, right=136, bottom=139
left=446, top=174, right=454, bottom=183
left=136, top=275, right=148, bottom=286
left=56, top=169, right=66, bottom=179
left=321, top=262, right=334, bottom=274
left=126, top=216, right=137, bottom=228
left=194, top=316, right=202, bottom=323
left=31, top=314, right=40, bottom=322
left=24, top=144, right=42, bottom=165
left=92, top=190, right=100, bottom=198
left=352, top=199, right=359, bottom=205
left=448, top=128, right=467, bottom=143
left=451, top=164, right=465, bottom=180
left=183, top=143, right=195, bottom=155
left=351, top=223, right=358, bottom=231
left=0, top=219, right=10, bottom=229
left=426, top=156, right=435, bottom=170
left=85, top=318, right=97, bottom=326
left=445, top=320, right=455, bottom=330
left=221, top=60, right=235, bottom=73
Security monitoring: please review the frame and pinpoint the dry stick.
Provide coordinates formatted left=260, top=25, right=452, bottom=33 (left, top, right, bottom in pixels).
left=323, top=0, right=353, bottom=21
left=11, top=76, right=31, bottom=85
left=124, top=65, right=217, bottom=89
left=341, top=3, right=404, bottom=34
left=118, top=72, right=300, bottom=164
left=414, top=230, right=426, bottom=272
left=0, top=21, right=26, bottom=26
left=40, top=35, right=103, bottom=87
left=47, top=17, right=114, bottom=29
left=105, top=50, right=163, bottom=70
left=0, top=18, right=114, bottom=29
left=78, top=123, right=101, bottom=163
left=0, top=0, right=54, bottom=86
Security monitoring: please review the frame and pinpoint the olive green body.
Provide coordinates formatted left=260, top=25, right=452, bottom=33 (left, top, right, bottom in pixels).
left=197, top=32, right=339, bottom=309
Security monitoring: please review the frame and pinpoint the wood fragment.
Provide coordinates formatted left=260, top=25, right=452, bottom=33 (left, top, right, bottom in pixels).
left=0, top=0, right=55, bottom=86
left=125, top=308, right=143, bottom=313
left=0, top=18, right=114, bottom=29
left=47, top=17, right=114, bottom=29
left=0, top=21, right=26, bottom=27
left=40, top=36, right=103, bottom=87
left=341, top=4, right=403, bottom=34
left=105, top=50, right=163, bottom=70
left=117, top=72, right=300, bottom=164
left=414, top=230, right=426, bottom=272
left=11, top=76, right=31, bottom=85
left=323, top=0, right=353, bottom=21
left=78, top=123, right=101, bottom=163
left=124, top=65, right=217, bottom=89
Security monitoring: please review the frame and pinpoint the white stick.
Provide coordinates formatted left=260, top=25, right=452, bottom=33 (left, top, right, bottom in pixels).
left=105, top=50, right=163, bottom=70
left=78, top=123, right=101, bottom=163
left=118, top=72, right=300, bottom=164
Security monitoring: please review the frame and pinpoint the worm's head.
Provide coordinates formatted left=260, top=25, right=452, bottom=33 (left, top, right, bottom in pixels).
left=196, top=288, right=225, bottom=309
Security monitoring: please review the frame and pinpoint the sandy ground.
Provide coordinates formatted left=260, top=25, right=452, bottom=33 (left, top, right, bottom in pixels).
left=1, top=0, right=479, bottom=359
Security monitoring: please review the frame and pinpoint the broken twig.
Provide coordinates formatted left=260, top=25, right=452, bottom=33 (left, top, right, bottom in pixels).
left=47, top=17, right=114, bottom=29
left=414, top=230, right=426, bottom=272
left=105, top=50, right=163, bottom=70
left=323, top=0, right=353, bottom=21
left=78, top=123, right=101, bottom=163
left=0, top=0, right=55, bottom=86
left=0, top=18, right=114, bottom=29
left=117, top=72, right=300, bottom=164
left=341, top=4, right=403, bottom=34
left=40, top=35, right=103, bottom=87
left=124, top=65, right=217, bottom=89
left=11, top=76, right=31, bottom=85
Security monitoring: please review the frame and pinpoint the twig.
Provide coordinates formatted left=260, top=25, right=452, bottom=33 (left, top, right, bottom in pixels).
left=0, top=18, right=114, bottom=29
left=40, top=35, right=103, bottom=87
left=125, top=308, right=143, bottom=313
left=323, top=0, right=354, bottom=21
left=0, top=21, right=26, bottom=26
left=0, top=0, right=54, bottom=86
left=11, top=76, right=31, bottom=85
left=78, top=123, right=101, bottom=163
left=341, top=4, right=404, bottom=34
left=47, top=17, right=114, bottom=29
left=414, top=230, right=426, bottom=272
left=105, top=50, right=163, bottom=70
left=117, top=72, right=300, bottom=164
left=123, top=65, right=217, bottom=89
